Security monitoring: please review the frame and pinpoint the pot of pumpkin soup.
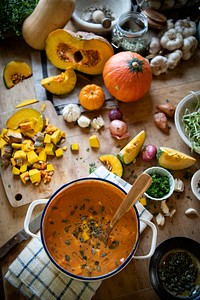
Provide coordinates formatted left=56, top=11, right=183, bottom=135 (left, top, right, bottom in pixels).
left=24, top=178, right=157, bottom=281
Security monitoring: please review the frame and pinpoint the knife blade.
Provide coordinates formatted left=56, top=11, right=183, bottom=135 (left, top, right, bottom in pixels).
left=0, top=212, right=42, bottom=260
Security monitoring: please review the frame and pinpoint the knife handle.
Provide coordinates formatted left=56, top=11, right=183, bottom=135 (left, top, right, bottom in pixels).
left=24, top=198, right=48, bottom=239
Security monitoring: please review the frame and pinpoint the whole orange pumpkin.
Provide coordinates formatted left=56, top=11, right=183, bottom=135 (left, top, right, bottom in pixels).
left=79, top=84, right=105, bottom=110
left=103, top=51, right=152, bottom=103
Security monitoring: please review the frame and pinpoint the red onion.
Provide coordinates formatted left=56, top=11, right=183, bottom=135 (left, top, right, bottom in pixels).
left=109, top=120, right=130, bottom=139
left=141, top=144, right=157, bottom=161
left=109, top=107, right=123, bottom=121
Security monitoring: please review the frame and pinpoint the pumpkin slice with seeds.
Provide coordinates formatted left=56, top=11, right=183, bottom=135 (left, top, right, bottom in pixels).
left=3, top=60, right=32, bottom=89
left=99, top=154, right=123, bottom=177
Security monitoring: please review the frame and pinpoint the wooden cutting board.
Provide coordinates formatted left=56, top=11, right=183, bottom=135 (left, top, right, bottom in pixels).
left=0, top=101, right=78, bottom=207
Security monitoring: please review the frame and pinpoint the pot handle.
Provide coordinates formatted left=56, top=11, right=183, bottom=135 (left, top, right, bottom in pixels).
left=24, top=198, right=48, bottom=240
left=132, top=217, right=157, bottom=260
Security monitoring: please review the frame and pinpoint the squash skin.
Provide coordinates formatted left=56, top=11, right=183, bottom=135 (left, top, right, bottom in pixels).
left=157, top=147, right=196, bottom=170
left=22, top=0, right=75, bottom=50
left=41, top=68, right=77, bottom=95
left=46, top=29, right=114, bottom=75
left=103, top=51, right=152, bottom=102
left=3, top=60, right=32, bottom=89
left=118, top=130, right=146, bottom=164
left=99, top=154, right=123, bottom=177
left=79, top=84, right=105, bottom=110
left=6, top=108, right=45, bottom=137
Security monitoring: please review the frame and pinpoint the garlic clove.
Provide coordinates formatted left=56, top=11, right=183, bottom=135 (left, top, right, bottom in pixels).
left=174, top=178, right=184, bottom=192
left=77, top=115, right=91, bottom=128
left=156, top=213, right=165, bottom=226
left=161, top=200, right=169, bottom=214
left=185, top=208, right=199, bottom=216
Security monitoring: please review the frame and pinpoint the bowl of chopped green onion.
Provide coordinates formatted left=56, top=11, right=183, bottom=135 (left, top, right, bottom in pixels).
left=175, top=91, right=200, bottom=154
left=143, top=166, right=175, bottom=201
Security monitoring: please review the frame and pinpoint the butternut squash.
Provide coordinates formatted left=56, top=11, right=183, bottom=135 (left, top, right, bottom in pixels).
left=22, top=0, right=75, bottom=50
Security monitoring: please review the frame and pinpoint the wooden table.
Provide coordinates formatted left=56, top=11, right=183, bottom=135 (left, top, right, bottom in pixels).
left=0, top=33, right=200, bottom=300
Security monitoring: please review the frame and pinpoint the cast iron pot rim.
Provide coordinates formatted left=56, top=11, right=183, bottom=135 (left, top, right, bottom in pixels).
left=40, top=177, right=141, bottom=281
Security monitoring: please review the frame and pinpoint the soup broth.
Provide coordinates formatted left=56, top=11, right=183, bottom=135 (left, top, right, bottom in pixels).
left=43, top=180, right=139, bottom=278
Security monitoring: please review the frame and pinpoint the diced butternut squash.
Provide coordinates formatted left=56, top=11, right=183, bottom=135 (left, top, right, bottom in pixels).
left=20, top=163, right=28, bottom=173
left=38, top=149, right=47, bottom=162
left=44, top=133, right=51, bottom=143
left=12, top=166, right=20, bottom=175
left=7, top=129, right=22, bottom=143
left=13, top=150, right=26, bottom=160
left=11, top=143, right=22, bottom=149
left=46, top=163, right=54, bottom=172
left=71, top=143, right=79, bottom=151
left=27, top=150, right=39, bottom=164
left=45, top=143, right=54, bottom=155
left=51, top=129, right=61, bottom=144
left=55, top=148, right=63, bottom=157
left=21, top=140, right=34, bottom=152
left=29, top=169, right=41, bottom=184
left=0, top=137, right=7, bottom=149
left=19, top=120, right=35, bottom=131
left=20, top=171, right=30, bottom=184
left=89, top=135, right=100, bottom=148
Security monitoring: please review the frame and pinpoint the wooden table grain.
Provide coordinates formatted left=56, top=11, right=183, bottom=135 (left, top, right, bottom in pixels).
left=0, top=35, right=200, bottom=300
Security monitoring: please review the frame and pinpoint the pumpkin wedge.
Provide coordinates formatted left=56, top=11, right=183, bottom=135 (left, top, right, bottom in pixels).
left=45, top=29, right=114, bottom=75
left=15, top=99, right=39, bottom=108
left=6, top=108, right=45, bottom=137
left=157, top=147, right=196, bottom=170
left=99, top=154, right=123, bottom=177
left=41, top=68, right=77, bottom=95
left=3, top=60, right=32, bottom=89
left=118, top=130, right=146, bottom=164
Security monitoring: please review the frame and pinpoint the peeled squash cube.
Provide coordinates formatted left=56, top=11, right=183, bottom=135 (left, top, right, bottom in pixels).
left=3, top=60, right=32, bottom=89
left=29, top=169, right=41, bottom=184
left=41, top=68, right=77, bottom=95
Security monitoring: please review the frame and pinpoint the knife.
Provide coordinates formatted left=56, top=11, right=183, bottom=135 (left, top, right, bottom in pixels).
left=0, top=212, right=42, bottom=260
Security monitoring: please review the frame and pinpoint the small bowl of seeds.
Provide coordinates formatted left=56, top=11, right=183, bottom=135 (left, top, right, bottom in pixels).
left=143, top=166, right=175, bottom=201
left=149, top=237, right=200, bottom=300
left=191, top=170, right=200, bottom=201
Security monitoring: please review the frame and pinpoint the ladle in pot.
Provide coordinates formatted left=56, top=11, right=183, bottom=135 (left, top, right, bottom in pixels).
left=101, top=173, right=152, bottom=244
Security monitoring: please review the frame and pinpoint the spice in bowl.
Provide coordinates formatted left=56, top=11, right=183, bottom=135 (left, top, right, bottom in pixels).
left=158, top=250, right=199, bottom=297
left=143, top=166, right=174, bottom=201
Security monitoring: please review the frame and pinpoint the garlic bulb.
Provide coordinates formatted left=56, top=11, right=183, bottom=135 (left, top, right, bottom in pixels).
left=62, top=104, right=81, bottom=122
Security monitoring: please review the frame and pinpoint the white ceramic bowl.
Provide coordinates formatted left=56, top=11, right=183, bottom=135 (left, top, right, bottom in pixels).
left=191, top=169, right=200, bottom=201
left=143, top=167, right=175, bottom=201
left=71, top=0, right=132, bottom=35
left=174, top=91, right=200, bottom=154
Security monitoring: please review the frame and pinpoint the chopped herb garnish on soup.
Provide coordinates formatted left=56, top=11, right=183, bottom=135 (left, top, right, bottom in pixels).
left=43, top=180, right=138, bottom=277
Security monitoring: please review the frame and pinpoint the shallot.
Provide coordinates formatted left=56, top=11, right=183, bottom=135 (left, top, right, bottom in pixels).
left=109, top=107, right=123, bottom=121
left=141, top=144, right=157, bottom=161
left=109, top=120, right=130, bottom=139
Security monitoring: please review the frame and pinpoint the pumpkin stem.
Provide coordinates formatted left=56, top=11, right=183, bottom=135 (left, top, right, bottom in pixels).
left=132, top=62, right=139, bottom=69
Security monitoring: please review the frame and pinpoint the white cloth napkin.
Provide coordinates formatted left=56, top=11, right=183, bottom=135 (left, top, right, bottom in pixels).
left=5, top=166, right=153, bottom=300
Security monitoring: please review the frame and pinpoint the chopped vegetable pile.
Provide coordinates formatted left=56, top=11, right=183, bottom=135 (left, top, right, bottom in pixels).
left=146, top=173, right=170, bottom=198
left=182, top=100, right=200, bottom=153
left=0, top=0, right=38, bottom=39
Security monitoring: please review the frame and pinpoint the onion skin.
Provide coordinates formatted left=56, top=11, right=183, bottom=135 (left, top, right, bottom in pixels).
left=109, top=120, right=130, bottom=139
left=141, top=144, right=157, bottom=161
left=109, top=107, right=123, bottom=121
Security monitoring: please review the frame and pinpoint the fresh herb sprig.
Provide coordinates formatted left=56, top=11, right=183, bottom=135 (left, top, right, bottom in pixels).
left=0, top=0, right=39, bottom=39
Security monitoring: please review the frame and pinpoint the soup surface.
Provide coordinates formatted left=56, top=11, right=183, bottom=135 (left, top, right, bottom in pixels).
left=43, top=180, right=139, bottom=278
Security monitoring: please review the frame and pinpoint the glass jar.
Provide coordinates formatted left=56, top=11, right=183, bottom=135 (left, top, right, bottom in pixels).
left=112, top=12, right=149, bottom=55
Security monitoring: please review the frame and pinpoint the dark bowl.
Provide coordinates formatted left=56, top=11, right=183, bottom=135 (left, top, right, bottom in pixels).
left=149, top=237, right=200, bottom=300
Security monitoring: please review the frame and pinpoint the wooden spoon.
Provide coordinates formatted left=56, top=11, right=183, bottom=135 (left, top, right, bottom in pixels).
left=101, top=173, right=152, bottom=243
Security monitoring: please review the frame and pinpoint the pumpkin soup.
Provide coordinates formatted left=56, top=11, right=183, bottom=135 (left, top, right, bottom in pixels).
left=43, top=179, right=139, bottom=278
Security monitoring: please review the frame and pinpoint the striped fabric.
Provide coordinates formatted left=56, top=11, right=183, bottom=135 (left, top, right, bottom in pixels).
left=5, top=166, right=153, bottom=300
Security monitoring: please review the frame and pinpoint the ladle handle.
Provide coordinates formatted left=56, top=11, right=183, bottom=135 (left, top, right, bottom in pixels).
left=110, top=173, right=152, bottom=229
